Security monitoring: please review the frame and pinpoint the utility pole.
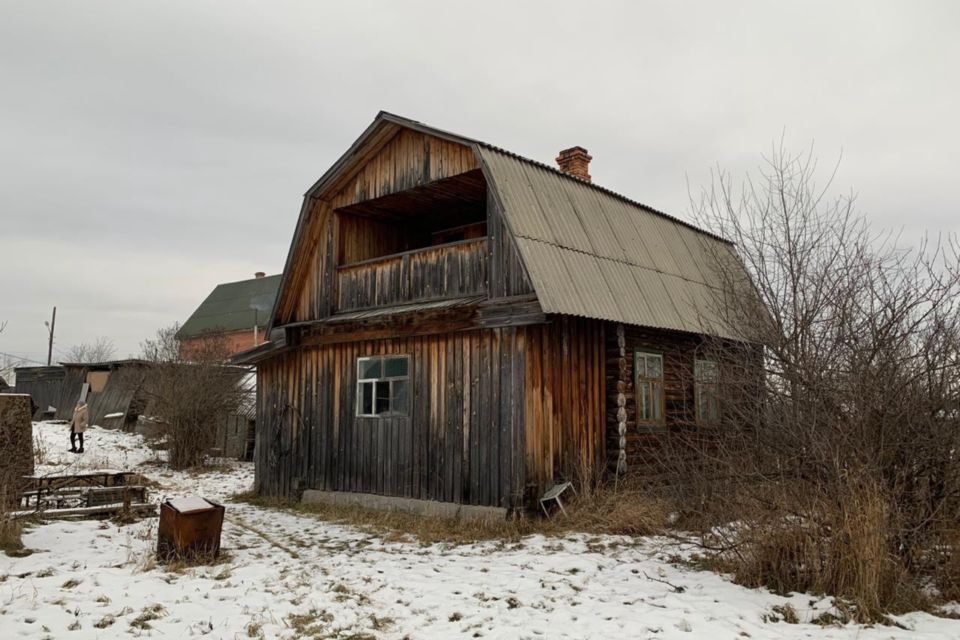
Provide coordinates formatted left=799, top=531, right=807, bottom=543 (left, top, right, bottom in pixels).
left=45, top=306, right=56, bottom=366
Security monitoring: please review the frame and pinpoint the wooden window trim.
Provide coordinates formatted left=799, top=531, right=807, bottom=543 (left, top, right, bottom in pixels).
left=356, top=355, right=411, bottom=418
left=694, top=358, right=720, bottom=426
left=634, top=350, right=665, bottom=426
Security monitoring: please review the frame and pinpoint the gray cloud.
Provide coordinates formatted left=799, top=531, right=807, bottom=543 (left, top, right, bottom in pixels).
left=2, top=0, right=958, bottom=362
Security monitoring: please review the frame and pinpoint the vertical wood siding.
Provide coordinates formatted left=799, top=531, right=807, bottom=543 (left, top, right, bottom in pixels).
left=523, top=317, right=606, bottom=496
left=291, top=199, right=335, bottom=323
left=255, top=328, right=527, bottom=508
left=336, top=214, right=416, bottom=265
left=279, top=129, right=479, bottom=324
left=335, top=239, right=488, bottom=311
left=327, top=128, right=479, bottom=210
left=256, top=319, right=609, bottom=509
left=488, top=189, right=534, bottom=298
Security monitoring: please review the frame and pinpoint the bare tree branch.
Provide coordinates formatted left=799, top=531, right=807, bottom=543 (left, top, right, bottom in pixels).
left=64, top=336, right=117, bottom=363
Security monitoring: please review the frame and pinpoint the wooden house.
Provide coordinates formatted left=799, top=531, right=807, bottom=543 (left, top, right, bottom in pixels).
left=237, top=112, right=752, bottom=516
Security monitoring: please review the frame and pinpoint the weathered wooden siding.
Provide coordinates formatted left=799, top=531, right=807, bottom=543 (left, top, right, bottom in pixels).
left=256, top=318, right=611, bottom=509
left=291, top=199, right=335, bottom=323
left=279, top=130, right=479, bottom=324
left=13, top=366, right=65, bottom=419
left=327, top=128, right=479, bottom=210
left=488, top=188, right=534, bottom=298
left=336, top=239, right=488, bottom=311
left=336, top=214, right=417, bottom=265
left=524, top=317, right=606, bottom=496
left=255, top=327, right=527, bottom=508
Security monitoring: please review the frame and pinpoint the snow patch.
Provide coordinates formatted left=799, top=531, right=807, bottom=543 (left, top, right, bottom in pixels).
left=2, top=421, right=957, bottom=639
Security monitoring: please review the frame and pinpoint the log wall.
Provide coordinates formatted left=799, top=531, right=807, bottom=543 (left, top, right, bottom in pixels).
left=605, top=324, right=709, bottom=471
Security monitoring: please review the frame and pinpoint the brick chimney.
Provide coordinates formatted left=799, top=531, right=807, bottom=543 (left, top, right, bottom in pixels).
left=555, top=146, right=592, bottom=182
left=254, top=271, right=265, bottom=279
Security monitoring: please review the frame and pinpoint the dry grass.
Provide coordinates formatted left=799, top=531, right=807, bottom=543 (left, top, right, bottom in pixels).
left=0, top=515, right=23, bottom=556
left=285, top=608, right=334, bottom=638
left=129, top=603, right=167, bottom=630
left=32, top=435, right=48, bottom=465
left=93, top=614, right=116, bottom=629
left=235, top=478, right=669, bottom=547
left=0, top=483, right=24, bottom=556
left=698, top=480, right=929, bottom=623
left=562, top=474, right=670, bottom=536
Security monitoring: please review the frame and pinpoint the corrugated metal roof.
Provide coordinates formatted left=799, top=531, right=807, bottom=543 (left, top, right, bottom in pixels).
left=268, top=111, right=752, bottom=340
left=180, top=274, right=281, bottom=338
left=480, top=147, right=744, bottom=339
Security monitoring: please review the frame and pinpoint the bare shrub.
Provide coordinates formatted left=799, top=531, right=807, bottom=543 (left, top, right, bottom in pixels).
left=562, top=474, right=670, bottom=536
left=658, top=143, right=960, bottom=619
left=0, top=353, right=24, bottom=388
left=139, top=324, right=248, bottom=470
left=64, top=336, right=117, bottom=363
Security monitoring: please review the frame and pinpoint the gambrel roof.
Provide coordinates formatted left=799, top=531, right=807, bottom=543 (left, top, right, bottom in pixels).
left=270, top=112, right=748, bottom=340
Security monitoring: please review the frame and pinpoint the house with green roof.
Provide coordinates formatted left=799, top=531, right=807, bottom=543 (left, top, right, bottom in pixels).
left=178, top=272, right=281, bottom=358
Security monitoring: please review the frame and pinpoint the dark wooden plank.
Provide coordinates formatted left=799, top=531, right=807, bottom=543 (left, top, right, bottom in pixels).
left=444, top=334, right=455, bottom=503
left=477, top=331, right=500, bottom=505
left=512, top=331, right=525, bottom=510
left=498, top=328, right=512, bottom=508
left=453, top=332, right=465, bottom=503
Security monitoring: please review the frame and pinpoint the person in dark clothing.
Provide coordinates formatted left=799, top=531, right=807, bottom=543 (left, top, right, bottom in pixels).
left=70, top=400, right=88, bottom=453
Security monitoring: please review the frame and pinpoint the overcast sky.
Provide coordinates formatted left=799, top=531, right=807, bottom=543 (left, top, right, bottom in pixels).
left=1, top=1, right=958, bottom=364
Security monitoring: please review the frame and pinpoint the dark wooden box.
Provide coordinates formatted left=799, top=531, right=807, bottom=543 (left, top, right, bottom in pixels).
left=156, top=497, right=225, bottom=562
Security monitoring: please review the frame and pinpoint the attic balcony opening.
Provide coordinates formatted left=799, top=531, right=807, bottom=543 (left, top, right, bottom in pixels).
left=335, top=169, right=488, bottom=266
left=333, top=169, right=489, bottom=312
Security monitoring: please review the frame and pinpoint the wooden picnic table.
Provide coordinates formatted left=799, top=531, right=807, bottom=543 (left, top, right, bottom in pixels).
left=17, top=472, right=151, bottom=517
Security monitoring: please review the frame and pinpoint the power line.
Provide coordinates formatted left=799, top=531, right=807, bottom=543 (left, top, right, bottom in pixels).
left=0, top=351, right=48, bottom=366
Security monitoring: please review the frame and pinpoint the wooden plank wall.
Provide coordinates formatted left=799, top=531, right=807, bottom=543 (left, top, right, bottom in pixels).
left=13, top=367, right=65, bottom=419
left=55, top=368, right=86, bottom=419
left=524, top=317, right=606, bottom=496
left=488, top=189, right=534, bottom=298
left=255, top=327, right=527, bottom=508
left=337, top=214, right=416, bottom=265
left=281, top=128, right=479, bottom=324
left=335, top=239, right=488, bottom=311
left=292, top=199, right=335, bottom=323
left=327, top=128, right=479, bottom=210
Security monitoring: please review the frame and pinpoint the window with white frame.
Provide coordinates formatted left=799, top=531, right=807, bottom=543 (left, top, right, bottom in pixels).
left=695, top=358, right=720, bottom=424
left=356, top=355, right=410, bottom=417
left=634, top=351, right=664, bottom=424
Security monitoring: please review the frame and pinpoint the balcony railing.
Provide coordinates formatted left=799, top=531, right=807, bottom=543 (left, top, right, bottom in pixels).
left=335, top=238, right=488, bottom=312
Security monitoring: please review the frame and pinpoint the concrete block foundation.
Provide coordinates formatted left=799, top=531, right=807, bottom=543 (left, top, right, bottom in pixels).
left=301, top=490, right=508, bottom=522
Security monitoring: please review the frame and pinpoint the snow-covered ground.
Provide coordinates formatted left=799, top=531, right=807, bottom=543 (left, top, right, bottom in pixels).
left=2, top=422, right=958, bottom=639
